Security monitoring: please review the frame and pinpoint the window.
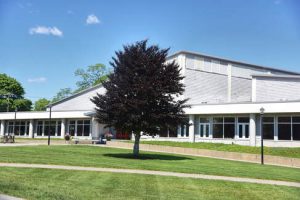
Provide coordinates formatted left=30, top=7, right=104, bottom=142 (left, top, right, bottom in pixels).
left=213, top=117, right=223, bottom=138
left=37, top=121, right=43, bottom=136
left=278, top=117, right=291, bottom=140
left=262, top=117, right=274, bottom=139
left=213, top=117, right=236, bottom=139
left=293, top=116, right=300, bottom=141
left=68, top=120, right=75, bottom=136
left=6, top=121, right=29, bottom=136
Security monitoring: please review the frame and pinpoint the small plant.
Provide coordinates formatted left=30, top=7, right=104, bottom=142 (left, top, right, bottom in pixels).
left=64, top=134, right=70, bottom=141
left=104, top=132, right=113, bottom=141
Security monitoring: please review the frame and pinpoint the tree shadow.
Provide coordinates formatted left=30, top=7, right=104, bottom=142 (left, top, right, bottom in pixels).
left=103, top=153, right=193, bottom=160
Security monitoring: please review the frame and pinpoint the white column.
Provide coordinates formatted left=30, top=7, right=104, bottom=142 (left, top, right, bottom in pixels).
left=92, top=117, right=100, bottom=139
left=177, top=125, right=181, bottom=138
left=0, top=120, right=5, bottom=136
left=249, top=113, right=256, bottom=146
left=28, top=119, right=34, bottom=138
left=189, top=115, right=195, bottom=143
left=61, top=119, right=66, bottom=139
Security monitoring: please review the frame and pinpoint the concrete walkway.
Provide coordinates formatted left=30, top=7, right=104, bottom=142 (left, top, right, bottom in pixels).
left=1, top=163, right=300, bottom=188
left=104, top=141, right=300, bottom=168
left=0, top=194, right=24, bottom=200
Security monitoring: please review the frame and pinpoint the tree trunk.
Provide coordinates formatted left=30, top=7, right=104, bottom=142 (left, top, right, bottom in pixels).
left=133, top=133, right=140, bottom=158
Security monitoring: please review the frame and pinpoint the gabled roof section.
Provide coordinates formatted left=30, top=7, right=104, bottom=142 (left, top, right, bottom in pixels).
left=48, top=84, right=104, bottom=108
left=167, top=50, right=300, bottom=75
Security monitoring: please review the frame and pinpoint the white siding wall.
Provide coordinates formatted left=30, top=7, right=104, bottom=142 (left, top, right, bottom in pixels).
left=231, top=77, right=252, bottom=102
left=184, top=69, right=228, bottom=104
left=52, top=86, right=106, bottom=111
left=256, top=77, right=300, bottom=102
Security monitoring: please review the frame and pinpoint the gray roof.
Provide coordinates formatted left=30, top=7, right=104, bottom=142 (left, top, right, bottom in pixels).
left=167, top=50, right=300, bottom=75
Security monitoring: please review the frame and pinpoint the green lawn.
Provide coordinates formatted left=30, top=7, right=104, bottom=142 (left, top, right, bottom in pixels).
left=0, top=167, right=299, bottom=200
left=137, top=141, right=300, bottom=158
left=0, top=145, right=299, bottom=182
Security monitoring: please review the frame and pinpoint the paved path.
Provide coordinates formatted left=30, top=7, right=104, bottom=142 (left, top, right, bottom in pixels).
left=0, top=194, right=23, bottom=200
left=1, top=163, right=300, bottom=188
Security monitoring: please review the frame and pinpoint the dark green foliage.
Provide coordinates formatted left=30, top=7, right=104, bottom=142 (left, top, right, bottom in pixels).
left=34, top=98, right=50, bottom=111
left=0, top=73, right=32, bottom=111
left=91, top=40, right=189, bottom=136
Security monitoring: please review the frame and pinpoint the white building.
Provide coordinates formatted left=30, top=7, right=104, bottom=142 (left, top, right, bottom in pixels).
left=1, top=51, right=300, bottom=147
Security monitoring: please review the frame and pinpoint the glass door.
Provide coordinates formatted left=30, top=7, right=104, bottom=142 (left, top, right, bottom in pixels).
left=199, top=123, right=210, bottom=138
left=238, top=123, right=249, bottom=138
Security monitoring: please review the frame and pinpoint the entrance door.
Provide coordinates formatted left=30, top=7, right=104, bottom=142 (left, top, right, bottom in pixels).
left=199, top=123, right=210, bottom=138
left=238, top=123, right=249, bottom=138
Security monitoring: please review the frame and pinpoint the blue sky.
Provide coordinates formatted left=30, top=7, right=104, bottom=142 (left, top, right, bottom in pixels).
left=0, top=0, right=299, bottom=102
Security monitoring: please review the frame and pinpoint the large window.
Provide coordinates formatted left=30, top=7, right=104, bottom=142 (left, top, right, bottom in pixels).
left=224, top=117, right=235, bottom=138
left=6, top=121, right=29, bottom=136
left=67, top=119, right=91, bottom=137
left=36, top=120, right=61, bottom=137
left=77, top=120, right=91, bottom=137
left=212, top=117, right=235, bottom=139
left=293, top=117, right=300, bottom=141
left=278, top=117, right=291, bottom=140
left=262, top=117, right=274, bottom=140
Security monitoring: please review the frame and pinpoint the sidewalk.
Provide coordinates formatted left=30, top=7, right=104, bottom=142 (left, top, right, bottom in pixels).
left=0, top=194, right=24, bottom=200
left=1, top=162, right=299, bottom=188
left=104, top=141, right=300, bottom=168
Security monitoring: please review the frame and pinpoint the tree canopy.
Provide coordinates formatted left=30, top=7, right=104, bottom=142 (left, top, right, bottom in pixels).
left=0, top=73, right=32, bottom=112
left=34, top=98, right=50, bottom=111
left=91, top=40, right=189, bottom=156
left=52, top=88, right=73, bottom=103
left=74, top=64, right=109, bottom=93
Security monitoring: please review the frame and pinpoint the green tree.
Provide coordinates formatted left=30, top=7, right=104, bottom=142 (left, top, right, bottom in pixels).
left=74, top=64, right=109, bottom=92
left=34, top=98, right=50, bottom=111
left=52, top=88, right=73, bottom=103
left=0, top=73, right=32, bottom=112
left=91, top=40, right=189, bottom=157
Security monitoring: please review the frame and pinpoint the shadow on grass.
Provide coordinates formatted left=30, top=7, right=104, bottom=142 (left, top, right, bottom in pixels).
left=103, top=153, right=193, bottom=160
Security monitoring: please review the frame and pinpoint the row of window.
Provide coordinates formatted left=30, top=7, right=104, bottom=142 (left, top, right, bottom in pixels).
left=6, top=121, right=30, bottom=136
left=179, top=116, right=300, bottom=141
left=263, top=116, right=300, bottom=140
left=3, top=119, right=91, bottom=137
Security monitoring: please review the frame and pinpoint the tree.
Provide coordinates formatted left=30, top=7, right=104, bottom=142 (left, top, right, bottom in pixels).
left=34, top=98, right=50, bottom=111
left=91, top=40, right=189, bottom=157
left=74, top=64, right=109, bottom=93
left=0, top=73, right=32, bottom=112
left=52, top=88, right=73, bottom=103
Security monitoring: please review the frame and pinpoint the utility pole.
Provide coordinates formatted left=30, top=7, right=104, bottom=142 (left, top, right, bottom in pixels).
left=260, top=107, right=265, bottom=165
left=48, top=104, right=52, bottom=146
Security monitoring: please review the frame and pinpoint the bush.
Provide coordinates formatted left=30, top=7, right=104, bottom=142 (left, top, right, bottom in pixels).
left=64, top=135, right=70, bottom=141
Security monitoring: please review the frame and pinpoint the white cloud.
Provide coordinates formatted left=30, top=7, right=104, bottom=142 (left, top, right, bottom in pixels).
left=29, top=26, right=63, bottom=37
left=27, top=77, right=47, bottom=83
left=86, top=14, right=100, bottom=25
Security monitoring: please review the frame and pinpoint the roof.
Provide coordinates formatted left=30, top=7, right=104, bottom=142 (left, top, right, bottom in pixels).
left=48, top=84, right=104, bottom=108
left=167, top=50, right=300, bottom=75
left=252, top=74, right=300, bottom=79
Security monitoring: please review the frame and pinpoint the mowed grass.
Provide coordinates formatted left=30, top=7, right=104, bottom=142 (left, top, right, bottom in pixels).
left=0, top=145, right=299, bottom=182
left=0, top=167, right=299, bottom=200
left=138, top=141, right=300, bottom=158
